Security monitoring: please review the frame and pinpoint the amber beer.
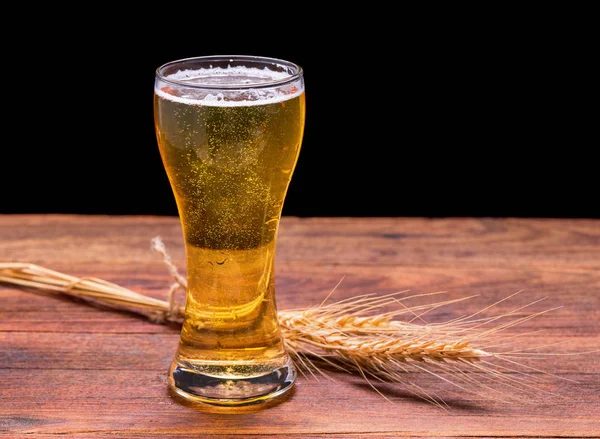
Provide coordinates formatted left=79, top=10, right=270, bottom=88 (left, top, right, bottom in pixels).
left=154, top=56, right=304, bottom=405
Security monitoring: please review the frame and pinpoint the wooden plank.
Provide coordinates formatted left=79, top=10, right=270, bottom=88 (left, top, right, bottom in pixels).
left=1, top=263, right=598, bottom=334
left=6, top=436, right=567, bottom=439
left=1, top=436, right=492, bottom=439
left=4, top=436, right=505, bottom=439
left=1, top=330, right=597, bottom=372
left=1, top=370, right=599, bottom=436
left=1, top=215, right=598, bottom=269
left=1, top=215, right=599, bottom=437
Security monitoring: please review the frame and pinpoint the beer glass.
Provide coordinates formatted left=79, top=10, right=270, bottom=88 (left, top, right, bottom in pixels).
left=154, top=55, right=305, bottom=405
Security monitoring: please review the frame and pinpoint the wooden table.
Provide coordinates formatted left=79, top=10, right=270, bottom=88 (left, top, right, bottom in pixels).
left=1, top=215, right=599, bottom=438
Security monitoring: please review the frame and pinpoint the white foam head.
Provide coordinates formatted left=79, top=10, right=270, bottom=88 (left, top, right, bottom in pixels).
left=155, top=65, right=304, bottom=107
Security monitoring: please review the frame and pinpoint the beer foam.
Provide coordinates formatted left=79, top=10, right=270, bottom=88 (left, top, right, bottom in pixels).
left=155, top=66, right=304, bottom=107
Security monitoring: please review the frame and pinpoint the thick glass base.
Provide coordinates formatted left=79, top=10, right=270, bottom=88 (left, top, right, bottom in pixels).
left=168, top=357, right=296, bottom=406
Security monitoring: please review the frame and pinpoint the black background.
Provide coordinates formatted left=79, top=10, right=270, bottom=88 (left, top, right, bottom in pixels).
left=3, top=11, right=596, bottom=219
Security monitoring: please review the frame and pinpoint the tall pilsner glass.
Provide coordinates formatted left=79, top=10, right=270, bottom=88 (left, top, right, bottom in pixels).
left=154, top=56, right=304, bottom=405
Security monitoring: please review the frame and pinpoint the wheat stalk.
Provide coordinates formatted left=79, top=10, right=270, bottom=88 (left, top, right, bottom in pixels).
left=277, top=290, right=571, bottom=407
left=0, top=237, right=583, bottom=408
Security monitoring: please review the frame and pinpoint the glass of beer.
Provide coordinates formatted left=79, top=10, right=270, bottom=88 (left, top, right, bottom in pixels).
left=154, top=55, right=305, bottom=406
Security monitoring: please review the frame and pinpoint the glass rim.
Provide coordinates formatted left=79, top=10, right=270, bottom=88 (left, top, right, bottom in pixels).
left=155, top=55, right=303, bottom=91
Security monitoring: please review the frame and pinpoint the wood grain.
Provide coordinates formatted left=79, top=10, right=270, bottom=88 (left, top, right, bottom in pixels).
left=1, top=214, right=599, bottom=438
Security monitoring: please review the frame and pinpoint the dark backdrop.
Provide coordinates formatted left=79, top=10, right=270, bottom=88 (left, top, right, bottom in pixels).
left=3, top=13, right=596, bottom=218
